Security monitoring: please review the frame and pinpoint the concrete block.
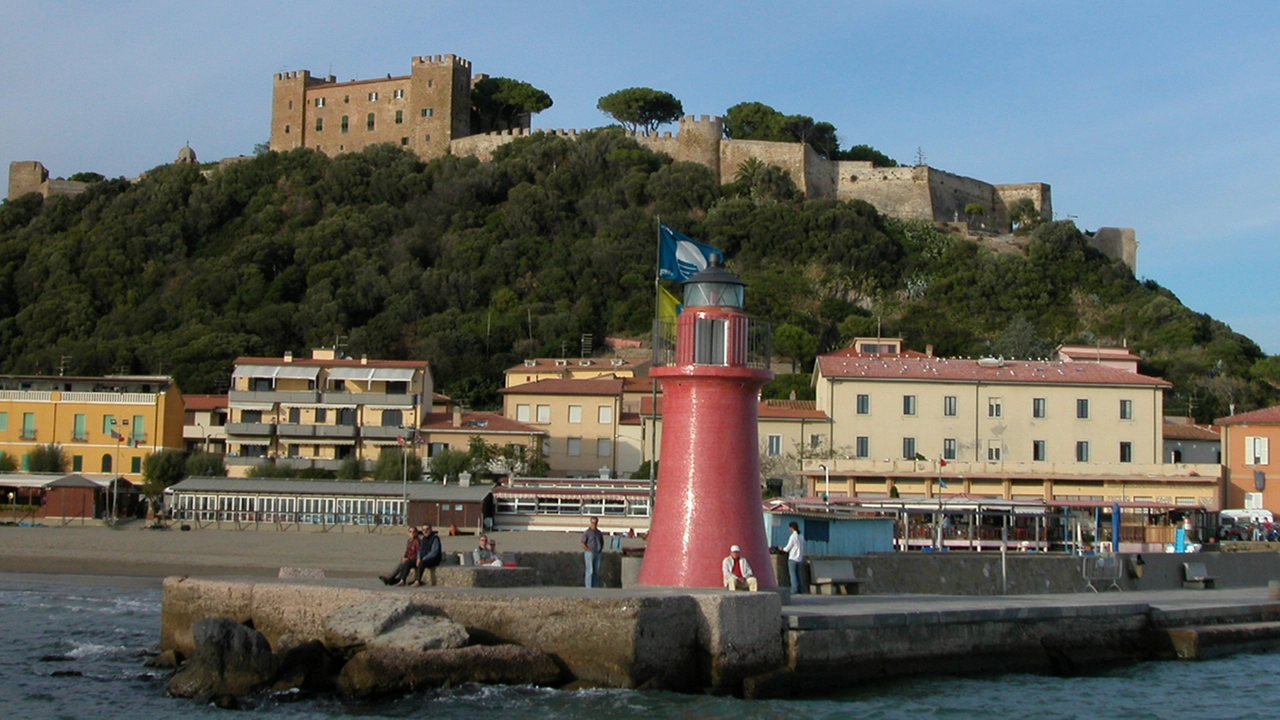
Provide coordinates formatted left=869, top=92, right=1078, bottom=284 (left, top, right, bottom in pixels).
left=691, top=591, right=784, bottom=693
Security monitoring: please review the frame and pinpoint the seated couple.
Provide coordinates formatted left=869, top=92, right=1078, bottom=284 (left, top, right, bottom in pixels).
left=380, top=524, right=443, bottom=587
left=473, top=534, right=504, bottom=566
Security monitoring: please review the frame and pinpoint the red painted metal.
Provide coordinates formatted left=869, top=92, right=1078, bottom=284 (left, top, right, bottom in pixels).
left=638, top=306, right=776, bottom=588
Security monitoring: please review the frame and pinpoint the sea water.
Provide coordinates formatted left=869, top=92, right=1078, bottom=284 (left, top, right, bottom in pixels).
left=3, top=572, right=1280, bottom=719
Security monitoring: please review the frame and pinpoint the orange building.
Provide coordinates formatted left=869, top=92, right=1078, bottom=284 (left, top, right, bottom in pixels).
left=1217, top=405, right=1280, bottom=511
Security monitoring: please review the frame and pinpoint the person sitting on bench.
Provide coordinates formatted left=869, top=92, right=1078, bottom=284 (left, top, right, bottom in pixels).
left=722, top=545, right=758, bottom=592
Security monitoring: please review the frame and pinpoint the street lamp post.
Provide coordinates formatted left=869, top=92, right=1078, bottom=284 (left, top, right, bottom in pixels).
left=399, top=425, right=409, bottom=526
left=819, top=464, right=830, bottom=509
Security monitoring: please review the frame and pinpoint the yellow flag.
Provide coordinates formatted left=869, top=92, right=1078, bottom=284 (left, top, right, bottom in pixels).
left=658, top=286, right=682, bottom=322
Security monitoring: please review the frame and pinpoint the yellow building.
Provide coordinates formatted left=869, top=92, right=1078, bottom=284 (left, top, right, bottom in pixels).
left=499, top=378, right=627, bottom=477
left=0, top=374, right=185, bottom=479
left=804, top=339, right=1220, bottom=507
left=503, top=357, right=650, bottom=388
left=224, top=350, right=432, bottom=477
left=418, top=408, right=546, bottom=473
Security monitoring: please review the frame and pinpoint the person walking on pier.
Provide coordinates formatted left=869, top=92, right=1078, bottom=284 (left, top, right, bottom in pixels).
left=722, top=545, right=758, bottom=591
left=411, top=525, right=442, bottom=587
left=582, top=516, right=605, bottom=588
left=781, top=521, right=805, bottom=594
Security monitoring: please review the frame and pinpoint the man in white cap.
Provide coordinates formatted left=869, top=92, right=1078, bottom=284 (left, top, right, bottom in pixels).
left=721, top=544, right=758, bottom=591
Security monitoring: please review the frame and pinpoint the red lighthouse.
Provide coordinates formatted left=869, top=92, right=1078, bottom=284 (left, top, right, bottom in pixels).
left=638, top=256, right=776, bottom=588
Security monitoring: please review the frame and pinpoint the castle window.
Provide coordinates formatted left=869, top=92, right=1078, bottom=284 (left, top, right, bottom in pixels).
left=421, top=108, right=434, bottom=117
left=315, top=97, right=326, bottom=108
left=315, top=117, right=323, bottom=132
left=427, top=79, right=433, bottom=87
left=341, top=116, right=349, bottom=133
left=284, top=124, right=290, bottom=134
left=395, top=110, right=403, bottom=124
left=401, top=137, right=409, bottom=146
left=424, top=134, right=431, bottom=142
left=366, top=113, right=375, bottom=131
left=288, top=100, right=293, bottom=109
left=394, top=89, right=404, bottom=99
left=343, top=95, right=349, bottom=103
left=368, top=91, right=378, bottom=101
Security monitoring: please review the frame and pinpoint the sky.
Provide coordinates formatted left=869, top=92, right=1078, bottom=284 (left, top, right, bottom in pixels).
left=2, top=1, right=1277, bottom=353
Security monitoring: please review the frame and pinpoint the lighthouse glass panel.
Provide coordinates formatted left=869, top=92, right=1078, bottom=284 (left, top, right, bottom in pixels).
left=693, top=318, right=729, bottom=365
left=683, top=282, right=743, bottom=309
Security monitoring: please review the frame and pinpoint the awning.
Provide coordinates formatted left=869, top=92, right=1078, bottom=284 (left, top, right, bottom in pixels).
left=327, top=367, right=417, bottom=381
left=274, top=366, right=321, bottom=380
left=232, top=402, right=275, bottom=411
left=232, top=365, right=281, bottom=379
left=232, top=365, right=320, bottom=380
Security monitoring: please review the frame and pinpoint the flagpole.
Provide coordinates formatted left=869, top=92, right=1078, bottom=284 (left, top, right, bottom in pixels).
left=649, top=216, right=661, bottom=518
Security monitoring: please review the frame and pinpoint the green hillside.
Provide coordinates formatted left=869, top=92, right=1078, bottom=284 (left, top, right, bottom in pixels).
left=0, top=130, right=1273, bottom=421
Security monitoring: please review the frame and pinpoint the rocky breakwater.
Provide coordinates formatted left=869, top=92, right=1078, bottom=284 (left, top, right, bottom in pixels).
left=160, top=577, right=786, bottom=699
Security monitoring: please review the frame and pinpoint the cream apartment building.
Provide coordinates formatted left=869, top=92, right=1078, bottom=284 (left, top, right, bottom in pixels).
left=499, top=378, right=629, bottom=477
left=503, top=357, right=649, bottom=388
left=225, top=350, right=432, bottom=477
left=804, top=339, right=1221, bottom=507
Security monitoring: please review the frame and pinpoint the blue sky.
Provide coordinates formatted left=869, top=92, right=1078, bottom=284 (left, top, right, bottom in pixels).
left=2, top=1, right=1276, bottom=353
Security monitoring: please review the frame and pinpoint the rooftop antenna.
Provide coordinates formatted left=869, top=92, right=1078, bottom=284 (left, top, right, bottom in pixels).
left=915, top=147, right=926, bottom=167
left=58, top=356, right=71, bottom=376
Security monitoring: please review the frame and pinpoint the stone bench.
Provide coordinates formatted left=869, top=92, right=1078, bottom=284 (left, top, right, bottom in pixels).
left=1182, top=562, right=1216, bottom=590
left=808, top=559, right=867, bottom=595
left=428, top=566, right=539, bottom=588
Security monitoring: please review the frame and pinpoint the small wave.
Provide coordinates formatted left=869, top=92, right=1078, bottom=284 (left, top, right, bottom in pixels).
left=65, top=641, right=129, bottom=660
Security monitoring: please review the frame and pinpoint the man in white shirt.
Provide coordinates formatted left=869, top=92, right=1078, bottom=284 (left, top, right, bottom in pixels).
left=721, top=545, right=758, bottom=591
left=781, top=521, right=805, bottom=594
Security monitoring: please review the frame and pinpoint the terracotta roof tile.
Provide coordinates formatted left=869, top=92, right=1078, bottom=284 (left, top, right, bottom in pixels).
left=815, top=353, right=1170, bottom=387
left=499, top=378, right=625, bottom=396
left=418, top=411, right=545, bottom=435
left=1216, top=405, right=1280, bottom=425
left=637, top=396, right=828, bottom=421
left=183, top=394, right=228, bottom=411
left=235, top=356, right=428, bottom=369
left=504, top=358, right=649, bottom=373
left=1162, top=420, right=1220, bottom=441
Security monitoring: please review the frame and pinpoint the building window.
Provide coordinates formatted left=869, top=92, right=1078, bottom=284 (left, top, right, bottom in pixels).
left=568, top=405, right=582, bottom=424
left=288, top=407, right=301, bottom=424
left=767, top=435, right=783, bottom=456
left=132, top=415, right=145, bottom=442
left=516, top=404, right=531, bottom=422
left=315, top=97, right=326, bottom=107
left=1246, top=436, right=1270, bottom=465
left=315, top=408, right=327, bottom=423
left=1033, top=440, right=1047, bottom=462
left=343, top=95, right=350, bottom=103
left=131, top=457, right=142, bottom=473
left=598, top=406, right=613, bottom=424
left=422, top=107, right=434, bottom=117
left=368, top=91, right=379, bottom=101
left=284, top=124, right=290, bottom=134
left=102, top=414, right=115, bottom=434
left=424, top=133, right=431, bottom=142
left=287, top=100, right=293, bottom=110
left=536, top=405, right=551, bottom=424
left=395, top=110, right=403, bottom=124
left=0, top=412, right=6, bottom=431
left=400, top=137, right=409, bottom=145
left=394, top=88, right=404, bottom=99
left=1120, top=399, right=1133, bottom=420
left=338, top=408, right=356, bottom=426
left=903, top=395, right=917, bottom=416
left=693, top=318, right=728, bottom=365
left=73, top=414, right=87, bottom=441
left=856, top=436, right=870, bottom=458
left=21, top=412, right=35, bottom=440
left=987, top=440, right=1001, bottom=461
left=366, top=113, right=375, bottom=131
left=241, top=410, right=262, bottom=423
left=1076, top=399, right=1090, bottom=419
left=943, top=438, right=957, bottom=460
left=382, top=409, right=403, bottom=427
left=101, top=454, right=112, bottom=472
left=856, top=394, right=870, bottom=415
left=809, top=434, right=823, bottom=450
left=988, top=398, right=1002, bottom=418
left=1076, top=441, right=1090, bottom=462
left=1119, top=441, right=1133, bottom=463
left=1033, top=397, right=1046, bottom=418
left=598, top=438, right=612, bottom=457
left=72, top=455, right=83, bottom=472
left=567, top=438, right=582, bottom=457
left=341, top=115, right=349, bottom=133
left=903, top=437, right=917, bottom=460
left=943, top=395, right=957, bottom=417
left=315, top=117, right=323, bottom=132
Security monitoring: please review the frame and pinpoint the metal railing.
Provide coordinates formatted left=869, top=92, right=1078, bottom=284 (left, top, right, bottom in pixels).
left=651, top=316, right=772, bottom=370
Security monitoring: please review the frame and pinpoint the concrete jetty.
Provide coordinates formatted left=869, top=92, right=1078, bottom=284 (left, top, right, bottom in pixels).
left=161, top=576, right=1280, bottom=698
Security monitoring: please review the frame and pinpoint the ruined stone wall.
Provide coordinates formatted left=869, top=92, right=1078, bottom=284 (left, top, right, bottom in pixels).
left=995, top=182, right=1053, bottom=223
left=7, top=160, right=47, bottom=200
left=926, top=167, right=1003, bottom=225
left=834, top=163, right=934, bottom=219
left=720, top=138, right=810, bottom=192
left=1087, top=227, right=1138, bottom=272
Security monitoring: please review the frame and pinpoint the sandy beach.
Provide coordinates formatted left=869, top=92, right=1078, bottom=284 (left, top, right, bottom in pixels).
left=0, top=521, right=630, bottom=579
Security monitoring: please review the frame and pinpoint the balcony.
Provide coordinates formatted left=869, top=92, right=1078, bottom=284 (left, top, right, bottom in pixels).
left=276, top=423, right=317, bottom=438
left=275, top=457, right=355, bottom=472
left=315, top=424, right=358, bottom=438
left=229, top=390, right=320, bottom=405
left=320, top=392, right=418, bottom=407
left=224, top=455, right=265, bottom=466
left=361, top=425, right=412, bottom=440
left=226, top=422, right=276, bottom=437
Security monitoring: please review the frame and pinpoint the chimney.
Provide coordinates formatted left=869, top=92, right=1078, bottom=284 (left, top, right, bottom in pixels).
left=360, top=355, right=368, bottom=365
left=926, top=344, right=934, bottom=358
left=789, top=389, right=797, bottom=401
left=283, top=351, right=293, bottom=363
left=452, top=405, right=462, bottom=427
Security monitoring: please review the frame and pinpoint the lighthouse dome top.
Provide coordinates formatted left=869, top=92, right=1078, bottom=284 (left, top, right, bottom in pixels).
left=683, top=253, right=745, bottom=309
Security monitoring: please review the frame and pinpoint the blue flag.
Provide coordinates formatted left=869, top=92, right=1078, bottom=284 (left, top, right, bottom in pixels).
left=659, top=224, right=723, bottom=282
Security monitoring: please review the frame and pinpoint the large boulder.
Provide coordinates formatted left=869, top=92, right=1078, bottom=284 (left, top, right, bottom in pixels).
left=321, top=597, right=461, bottom=654
left=337, top=644, right=563, bottom=698
left=367, top=614, right=469, bottom=653
left=168, top=617, right=279, bottom=698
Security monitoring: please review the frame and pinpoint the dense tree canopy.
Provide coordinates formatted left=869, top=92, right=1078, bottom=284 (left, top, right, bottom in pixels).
left=722, top=101, right=891, bottom=163
left=0, top=129, right=1271, bottom=422
left=597, top=88, right=683, bottom=133
left=471, top=77, right=553, bottom=133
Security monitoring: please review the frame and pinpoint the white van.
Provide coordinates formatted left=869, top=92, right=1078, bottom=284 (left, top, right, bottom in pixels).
left=1220, top=508, right=1274, bottom=525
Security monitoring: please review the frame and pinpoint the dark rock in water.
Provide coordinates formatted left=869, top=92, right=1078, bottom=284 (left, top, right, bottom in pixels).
left=337, top=644, right=563, bottom=698
left=271, top=687, right=309, bottom=703
left=168, top=617, right=279, bottom=699
left=742, top=667, right=794, bottom=699
left=39, top=654, right=74, bottom=662
left=272, top=639, right=341, bottom=693
left=210, top=693, right=240, bottom=710
left=50, top=670, right=83, bottom=677
left=144, top=649, right=184, bottom=669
